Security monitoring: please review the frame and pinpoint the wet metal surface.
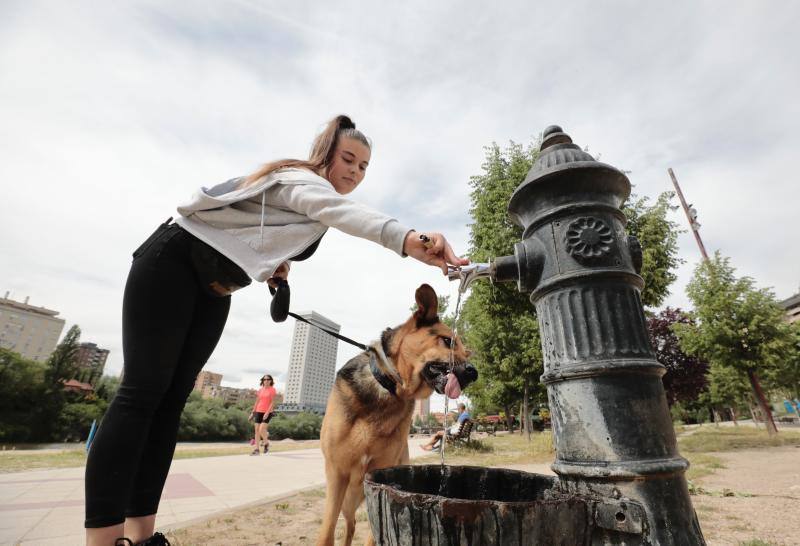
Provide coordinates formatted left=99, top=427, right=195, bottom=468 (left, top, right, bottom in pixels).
left=366, top=125, right=705, bottom=545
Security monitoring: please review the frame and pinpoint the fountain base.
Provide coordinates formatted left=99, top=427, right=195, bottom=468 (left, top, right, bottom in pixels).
left=364, top=465, right=645, bottom=545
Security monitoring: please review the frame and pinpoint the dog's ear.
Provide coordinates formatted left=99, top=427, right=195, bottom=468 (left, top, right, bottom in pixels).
left=414, top=284, right=439, bottom=327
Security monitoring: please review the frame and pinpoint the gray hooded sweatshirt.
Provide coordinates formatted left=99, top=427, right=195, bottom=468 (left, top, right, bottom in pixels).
left=176, top=168, right=412, bottom=282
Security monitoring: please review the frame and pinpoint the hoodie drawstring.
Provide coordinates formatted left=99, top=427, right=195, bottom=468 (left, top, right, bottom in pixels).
left=260, top=190, right=266, bottom=246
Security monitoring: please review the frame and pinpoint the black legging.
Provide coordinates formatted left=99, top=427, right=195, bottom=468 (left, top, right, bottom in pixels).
left=85, top=224, right=231, bottom=528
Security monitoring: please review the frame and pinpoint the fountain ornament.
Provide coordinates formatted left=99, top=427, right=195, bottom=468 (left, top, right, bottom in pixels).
left=364, top=125, right=705, bottom=545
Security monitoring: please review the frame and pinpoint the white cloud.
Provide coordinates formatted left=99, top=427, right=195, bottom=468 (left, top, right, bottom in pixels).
left=2, top=1, right=799, bottom=414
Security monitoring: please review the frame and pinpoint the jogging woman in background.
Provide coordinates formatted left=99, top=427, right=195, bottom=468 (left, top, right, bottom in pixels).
left=84, top=115, right=469, bottom=546
left=250, top=375, right=276, bottom=455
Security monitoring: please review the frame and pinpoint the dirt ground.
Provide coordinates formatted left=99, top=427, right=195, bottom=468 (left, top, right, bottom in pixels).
left=167, top=446, right=800, bottom=545
left=691, top=446, right=799, bottom=546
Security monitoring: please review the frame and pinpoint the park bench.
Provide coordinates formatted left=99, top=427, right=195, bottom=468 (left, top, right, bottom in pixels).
left=445, top=419, right=474, bottom=447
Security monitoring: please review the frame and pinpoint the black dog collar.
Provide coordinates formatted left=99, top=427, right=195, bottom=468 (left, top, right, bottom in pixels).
left=369, top=351, right=397, bottom=396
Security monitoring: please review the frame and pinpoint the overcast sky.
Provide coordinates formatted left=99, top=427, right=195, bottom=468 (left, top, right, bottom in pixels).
left=2, top=1, right=798, bottom=412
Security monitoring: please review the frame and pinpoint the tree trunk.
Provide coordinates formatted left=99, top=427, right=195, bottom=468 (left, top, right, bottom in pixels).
left=729, top=407, right=738, bottom=426
left=748, top=403, right=761, bottom=428
left=503, top=404, right=514, bottom=432
left=747, top=369, right=777, bottom=436
left=518, top=402, right=524, bottom=435
left=523, top=380, right=531, bottom=441
left=712, top=408, right=720, bottom=427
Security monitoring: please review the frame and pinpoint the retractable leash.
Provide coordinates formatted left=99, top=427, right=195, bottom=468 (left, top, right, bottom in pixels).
left=268, top=233, right=440, bottom=352
left=268, top=279, right=367, bottom=351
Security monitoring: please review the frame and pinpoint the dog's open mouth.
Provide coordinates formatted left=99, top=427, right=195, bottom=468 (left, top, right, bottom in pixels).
left=422, top=361, right=478, bottom=399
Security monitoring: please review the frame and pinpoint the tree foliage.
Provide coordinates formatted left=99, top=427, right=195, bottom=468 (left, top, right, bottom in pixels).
left=623, top=192, right=682, bottom=308
left=460, top=142, right=544, bottom=421
left=460, top=140, right=683, bottom=423
left=674, top=252, right=794, bottom=433
left=674, top=253, right=792, bottom=382
left=0, top=348, right=48, bottom=441
left=646, top=308, right=709, bottom=406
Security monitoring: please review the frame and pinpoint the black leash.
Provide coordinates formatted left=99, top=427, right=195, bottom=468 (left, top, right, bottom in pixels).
left=269, top=278, right=368, bottom=351
left=269, top=278, right=398, bottom=394
left=286, top=311, right=368, bottom=352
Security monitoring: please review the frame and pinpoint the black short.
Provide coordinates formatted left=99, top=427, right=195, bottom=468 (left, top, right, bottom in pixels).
left=254, top=412, right=274, bottom=424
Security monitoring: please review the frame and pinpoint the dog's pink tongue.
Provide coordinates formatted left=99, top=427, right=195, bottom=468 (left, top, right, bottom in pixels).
left=444, top=373, right=461, bottom=399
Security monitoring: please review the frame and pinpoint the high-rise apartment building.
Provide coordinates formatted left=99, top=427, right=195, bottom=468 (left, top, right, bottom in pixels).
left=282, top=311, right=340, bottom=413
left=0, top=293, right=66, bottom=362
left=75, top=342, right=110, bottom=386
left=193, top=370, right=222, bottom=393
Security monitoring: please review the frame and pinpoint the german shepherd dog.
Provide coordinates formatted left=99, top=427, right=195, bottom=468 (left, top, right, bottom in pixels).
left=316, top=284, right=477, bottom=546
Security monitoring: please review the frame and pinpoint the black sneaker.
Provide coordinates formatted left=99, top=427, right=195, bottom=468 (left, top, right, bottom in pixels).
left=135, top=532, right=171, bottom=546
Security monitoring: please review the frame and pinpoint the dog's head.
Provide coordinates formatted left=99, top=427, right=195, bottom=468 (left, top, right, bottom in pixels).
left=381, top=284, right=478, bottom=400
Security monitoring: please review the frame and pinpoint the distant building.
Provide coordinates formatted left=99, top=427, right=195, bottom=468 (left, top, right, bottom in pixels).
left=779, top=292, right=800, bottom=324
left=194, top=370, right=222, bottom=393
left=202, top=385, right=261, bottom=407
left=0, top=293, right=66, bottom=362
left=413, top=398, right=430, bottom=420
left=63, top=378, right=94, bottom=394
left=75, top=342, right=109, bottom=386
left=279, top=311, right=340, bottom=414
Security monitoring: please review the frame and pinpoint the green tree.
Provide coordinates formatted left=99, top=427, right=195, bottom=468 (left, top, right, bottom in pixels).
left=781, top=322, right=800, bottom=399
left=35, top=325, right=82, bottom=441
left=461, top=141, right=544, bottom=438
left=460, top=140, right=681, bottom=436
left=55, top=398, right=108, bottom=442
left=44, top=325, right=81, bottom=387
left=623, top=191, right=682, bottom=308
left=705, top=363, right=751, bottom=423
left=674, top=253, right=792, bottom=435
left=0, top=349, right=47, bottom=441
left=177, top=393, right=251, bottom=441
left=94, top=375, right=121, bottom=403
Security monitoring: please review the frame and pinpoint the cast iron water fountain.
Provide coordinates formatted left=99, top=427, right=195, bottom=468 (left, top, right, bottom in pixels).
left=363, top=126, right=705, bottom=545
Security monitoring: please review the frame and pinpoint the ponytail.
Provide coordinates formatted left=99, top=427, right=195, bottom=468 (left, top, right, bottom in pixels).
left=243, top=115, right=370, bottom=187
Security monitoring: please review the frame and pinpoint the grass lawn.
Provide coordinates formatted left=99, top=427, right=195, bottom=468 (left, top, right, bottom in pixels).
left=678, top=425, right=800, bottom=453
left=0, top=440, right=320, bottom=473
left=414, top=431, right=555, bottom=467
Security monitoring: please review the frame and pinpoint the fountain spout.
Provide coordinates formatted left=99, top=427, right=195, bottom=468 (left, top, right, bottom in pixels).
left=447, top=263, right=493, bottom=293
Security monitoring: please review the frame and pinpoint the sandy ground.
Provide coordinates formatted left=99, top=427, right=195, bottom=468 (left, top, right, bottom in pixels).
left=168, top=446, right=800, bottom=545
left=692, top=446, right=800, bottom=546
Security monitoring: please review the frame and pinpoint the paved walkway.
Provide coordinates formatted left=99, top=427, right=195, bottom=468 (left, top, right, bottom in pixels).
left=0, top=440, right=433, bottom=545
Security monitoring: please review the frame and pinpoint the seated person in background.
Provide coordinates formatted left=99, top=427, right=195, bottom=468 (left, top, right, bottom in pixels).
left=420, top=403, right=470, bottom=451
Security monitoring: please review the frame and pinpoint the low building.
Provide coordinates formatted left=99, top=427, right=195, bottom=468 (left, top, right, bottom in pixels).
left=202, top=385, right=259, bottom=407
left=193, top=370, right=222, bottom=393
left=779, top=292, right=800, bottom=324
left=0, top=293, right=65, bottom=362
left=63, top=379, right=94, bottom=394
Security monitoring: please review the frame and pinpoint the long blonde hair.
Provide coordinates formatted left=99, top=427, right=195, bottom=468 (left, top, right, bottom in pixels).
left=242, top=115, right=371, bottom=188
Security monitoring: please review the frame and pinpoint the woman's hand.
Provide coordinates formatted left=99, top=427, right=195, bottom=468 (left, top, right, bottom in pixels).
left=403, top=231, right=470, bottom=275
left=267, top=261, right=290, bottom=289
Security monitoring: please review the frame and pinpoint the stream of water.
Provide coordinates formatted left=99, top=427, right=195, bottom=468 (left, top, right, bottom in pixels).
left=440, top=288, right=465, bottom=467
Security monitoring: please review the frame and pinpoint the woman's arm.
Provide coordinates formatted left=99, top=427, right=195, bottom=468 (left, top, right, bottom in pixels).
left=273, top=184, right=468, bottom=272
